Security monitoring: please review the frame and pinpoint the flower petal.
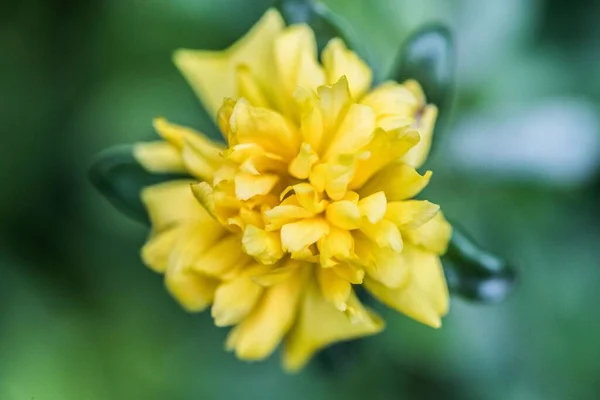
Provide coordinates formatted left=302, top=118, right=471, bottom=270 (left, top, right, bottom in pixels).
left=359, top=163, right=432, bottom=201
left=322, top=38, right=372, bottom=99
left=401, top=104, right=438, bottom=168
left=354, top=233, right=408, bottom=288
left=173, top=9, right=285, bottom=118
left=133, top=141, right=186, bottom=174
left=142, top=180, right=222, bottom=232
left=326, top=200, right=361, bottom=230
left=322, top=103, right=375, bottom=160
left=211, top=263, right=268, bottom=327
left=191, top=234, right=252, bottom=277
left=281, top=218, right=330, bottom=253
left=242, top=225, right=284, bottom=265
left=403, top=211, right=452, bottom=255
left=350, top=129, right=420, bottom=188
left=234, top=172, right=279, bottom=200
left=358, top=191, right=387, bottom=224
left=230, top=99, right=300, bottom=158
left=274, top=25, right=325, bottom=104
left=364, top=244, right=449, bottom=327
left=283, top=280, right=384, bottom=372
left=226, top=268, right=306, bottom=361
left=385, top=200, right=440, bottom=230
left=317, top=267, right=351, bottom=311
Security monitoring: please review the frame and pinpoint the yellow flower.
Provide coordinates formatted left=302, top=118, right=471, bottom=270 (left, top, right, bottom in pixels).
left=133, top=9, right=452, bottom=371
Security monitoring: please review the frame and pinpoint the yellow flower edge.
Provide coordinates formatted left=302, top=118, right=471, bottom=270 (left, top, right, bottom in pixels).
left=133, top=8, right=452, bottom=372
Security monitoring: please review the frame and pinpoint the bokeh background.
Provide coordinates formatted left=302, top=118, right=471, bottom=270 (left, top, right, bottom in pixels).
left=3, top=0, right=600, bottom=399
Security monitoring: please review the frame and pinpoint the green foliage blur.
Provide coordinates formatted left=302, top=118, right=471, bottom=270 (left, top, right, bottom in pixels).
left=2, top=0, right=600, bottom=399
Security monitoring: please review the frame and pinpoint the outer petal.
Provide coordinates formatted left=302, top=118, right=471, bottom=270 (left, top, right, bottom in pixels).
left=164, top=224, right=225, bottom=312
left=354, top=233, right=408, bottom=288
left=133, top=141, right=186, bottom=173
left=173, top=9, right=285, bottom=118
left=360, top=81, right=420, bottom=129
left=229, top=99, right=300, bottom=159
left=403, top=211, right=452, bottom=255
left=141, top=180, right=223, bottom=233
left=283, top=279, right=384, bottom=372
left=364, top=244, right=449, bottom=328
left=211, top=263, right=268, bottom=327
left=274, top=25, right=325, bottom=104
left=226, top=268, right=305, bottom=361
left=386, top=200, right=440, bottom=230
left=322, top=103, right=376, bottom=160
left=322, top=38, right=372, bottom=99
left=153, top=118, right=225, bottom=181
left=350, top=129, right=420, bottom=189
left=359, top=163, right=432, bottom=201
left=400, top=104, right=438, bottom=168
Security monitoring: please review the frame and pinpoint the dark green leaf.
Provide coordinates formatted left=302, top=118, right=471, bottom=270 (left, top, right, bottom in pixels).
left=443, top=224, right=516, bottom=303
left=276, top=0, right=375, bottom=72
left=89, top=145, right=190, bottom=224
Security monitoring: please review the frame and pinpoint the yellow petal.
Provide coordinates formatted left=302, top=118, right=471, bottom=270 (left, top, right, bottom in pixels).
left=133, top=141, right=186, bottom=174
left=152, top=118, right=224, bottom=180
left=403, top=211, right=452, bottom=255
left=242, top=225, right=284, bottom=265
left=141, top=227, right=179, bottom=273
left=317, top=267, right=351, bottom=311
left=274, top=25, right=325, bottom=102
left=230, top=99, right=300, bottom=158
left=283, top=280, right=384, bottom=372
left=401, top=104, right=438, bottom=168
left=364, top=244, right=449, bottom=328
left=165, top=269, right=219, bottom=313
left=316, top=76, right=352, bottom=143
left=322, top=38, right=372, bottom=99
left=360, top=81, right=420, bottom=128
left=358, top=191, right=387, bottom=224
left=350, top=129, right=420, bottom=188
left=385, top=200, right=440, bottom=229
left=354, top=233, right=408, bottom=287
left=288, top=142, right=319, bottom=179
left=296, top=88, right=325, bottom=153
left=164, top=225, right=224, bottom=312
left=251, top=260, right=301, bottom=286
left=191, top=234, right=252, bottom=277
left=190, top=181, right=216, bottom=217
left=153, top=118, right=223, bottom=157
left=360, top=219, right=403, bottom=253
left=291, top=183, right=327, bottom=214
left=320, top=154, right=359, bottom=201
left=318, top=226, right=354, bottom=266
left=359, top=163, right=432, bottom=201
left=281, top=218, right=330, bottom=253
left=211, top=263, right=267, bottom=327
left=332, top=263, right=365, bottom=284
left=142, top=180, right=222, bottom=232
left=326, top=200, right=361, bottom=230
left=234, top=172, right=279, bottom=200
left=173, top=9, right=285, bottom=118
left=236, top=64, right=271, bottom=108
left=226, top=268, right=306, bottom=360
left=322, top=103, right=375, bottom=160
left=264, top=204, right=313, bottom=231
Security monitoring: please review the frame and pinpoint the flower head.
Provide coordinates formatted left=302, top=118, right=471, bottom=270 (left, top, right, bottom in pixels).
left=134, top=9, right=451, bottom=371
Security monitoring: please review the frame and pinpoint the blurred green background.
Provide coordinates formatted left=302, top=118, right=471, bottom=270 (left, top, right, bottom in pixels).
left=2, top=0, right=600, bottom=399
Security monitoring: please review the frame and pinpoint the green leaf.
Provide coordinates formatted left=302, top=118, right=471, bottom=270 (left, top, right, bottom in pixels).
left=393, top=24, right=454, bottom=146
left=276, top=0, right=375, bottom=73
left=442, top=224, right=516, bottom=303
left=89, top=145, right=189, bottom=224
